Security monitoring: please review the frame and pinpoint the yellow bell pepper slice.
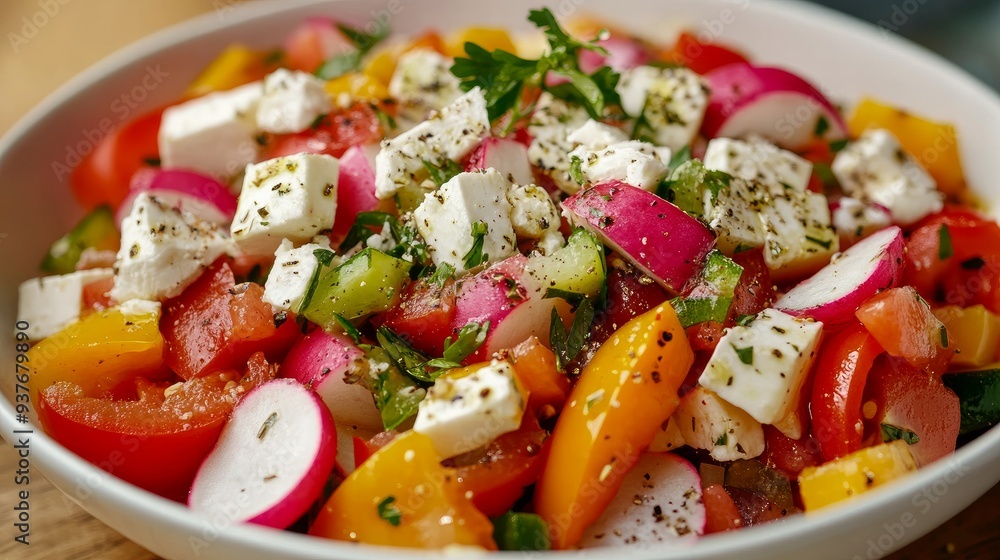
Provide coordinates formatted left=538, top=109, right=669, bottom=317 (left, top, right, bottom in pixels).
left=324, top=72, right=390, bottom=103
left=534, top=302, right=693, bottom=549
left=185, top=44, right=266, bottom=97
left=445, top=27, right=516, bottom=58
left=799, top=440, right=917, bottom=511
left=27, top=303, right=164, bottom=399
left=362, top=48, right=397, bottom=86
left=848, top=98, right=966, bottom=198
left=933, top=305, right=1000, bottom=368
left=309, top=431, right=496, bottom=549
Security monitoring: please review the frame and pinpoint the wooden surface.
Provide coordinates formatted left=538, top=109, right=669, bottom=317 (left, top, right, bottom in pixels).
left=1, top=0, right=998, bottom=559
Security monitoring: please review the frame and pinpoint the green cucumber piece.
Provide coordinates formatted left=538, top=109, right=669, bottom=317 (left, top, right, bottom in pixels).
left=41, top=206, right=119, bottom=274
left=671, top=250, right=743, bottom=328
left=492, top=512, right=551, bottom=551
left=523, top=228, right=605, bottom=298
left=942, top=368, right=1000, bottom=434
left=301, top=248, right=411, bottom=327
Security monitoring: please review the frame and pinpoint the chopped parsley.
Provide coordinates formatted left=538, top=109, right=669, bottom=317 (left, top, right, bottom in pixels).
left=881, top=423, right=920, bottom=445
left=733, top=345, right=754, bottom=365
left=377, top=496, right=403, bottom=526
left=314, top=22, right=388, bottom=80
left=334, top=313, right=363, bottom=345
left=422, top=158, right=464, bottom=187
left=940, top=325, right=949, bottom=349
left=938, top=224, right=954, bottom=260
left=814, top=115, right=829, bottom=137
left=714, top=433, right=728, bottom=447
left=805, top=235, right=833, bottom=250
left=463, top=221, right=490, bottom=269
left=568, top=155, right=587, bottom=184
left=547, top=293, right=595, bottom=371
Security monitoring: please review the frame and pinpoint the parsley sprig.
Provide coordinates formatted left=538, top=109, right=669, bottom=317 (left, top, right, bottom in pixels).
left=315, top=22, right=388, bottom=80
left=451, top=8, right=621, bottom=121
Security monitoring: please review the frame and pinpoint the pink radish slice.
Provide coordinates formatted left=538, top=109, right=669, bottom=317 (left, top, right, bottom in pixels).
left=280, top=329, right=382, bottom=431
left=579, top=34, right=652, bottom=74
left=450, top=255, right=569, bottom=362
left=702, top=63, right=847, bottom=150
left=333, top=424, right=377, bottom=477
left=466, top=137, right=534, bottom=185
left=562, top=181, right=716, bottom=294
left=776, top=226, right=905, bottom=325
left=116, top=168, right=238, bottom=226
left=580, top=453, right=706, bottom=548
left=188, top=379, right=337, bottom=529
left=332, top=144, right=381, bottom=240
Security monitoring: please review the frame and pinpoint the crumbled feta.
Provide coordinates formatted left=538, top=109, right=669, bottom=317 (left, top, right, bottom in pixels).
left=648, top=415, right=686, bottom=453
left=159, top=81, right=263, bottom=178
left=111, top=194, right=230, bottom=302
left=388, top=48, right=463, bottom=123
left=703, top=136, right=813, bottom=195
left=569, top=140, right=671, bottom=191
left=413, top=169, right=516, bottom=273
left=413, top=360, right=527, bottom=458
left=17, top=268, right=114, bottom=340
left=757, top=188, right=839, bottom=279
left=374, top=88, right=490, bottom=199
left=263, top=238, right=336, bottom=313
left=231, top=153, right=339, bottom=257
left=831, top=128, right=943, bottom=225
left=527, top=92, right=589, bottom=193
left=831, top=197, right=894, bottom=246
left=699, top=309, right=823, bottom=425
left=506, top=183, right=564, bottom=247
left=566, top=118, right=630, bottom=150
left=617, top=65, right=708, bottom=151
left=703, top=176, right=768, bottom=254
left=675, top=386, right=765, bottom=462
left=256, top=68, right=332, bottom=134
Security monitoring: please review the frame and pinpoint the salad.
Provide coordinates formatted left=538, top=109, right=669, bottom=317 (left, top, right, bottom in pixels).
left=16, top=7, right=1000, bottom=551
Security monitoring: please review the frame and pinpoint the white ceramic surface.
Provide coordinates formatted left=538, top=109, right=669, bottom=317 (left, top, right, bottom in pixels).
left=2, top=1, right=999, bottom=559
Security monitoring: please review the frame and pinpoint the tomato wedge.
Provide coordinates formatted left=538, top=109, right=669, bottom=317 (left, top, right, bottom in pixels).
left=810, top=323, right=884, bottom=461
left=264, top=103, right=383, bottom=160
left=856, top=287, right=955, bottom=377
left=662, top=31, right=750, bottom=75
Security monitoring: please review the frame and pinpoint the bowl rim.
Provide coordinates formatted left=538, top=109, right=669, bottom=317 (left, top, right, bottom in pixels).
left=2, top=0, right=1000, bottom=558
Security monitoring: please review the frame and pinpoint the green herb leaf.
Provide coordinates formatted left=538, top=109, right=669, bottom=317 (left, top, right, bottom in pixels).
left=377, top=496, right=403, bottom=526
left=733, top=344, right=754, bottom=365
left=339, top=211, right=400, bottom=252
left=376, top=326, right=436, bottom=383
left=142, top=156, right=161, bottom=167
left=492, top=512, right=551, bottom=551
left=568, top=155, right=587, bottom=185
left=805, top=235, right=833, bottom=250
left=442, top=321, right=491, bottom=364
left=422, top=158, right=464, bottom=187
left=714, top=433, right=728, bottom=447
left=543, top=288, right=587, bottom=312
left=315, top=22, right=388, bottom=80
left=427, top=263, right=455, bottom=287
left=548, top=296, right=595, bottom=371
left=361, top=346, right=426, bottom=430
left=881, top=423, right=920, bottom=445
left=309, top=113, right=328, bottom=130
left=940, top=325, right=949, bottom=349
left=667, top=145, right=692, bottom=175
left=828, top=138, right=849, bottom=152
left=313, top=248, right=336, bottom=267
left=462, top=220, right=490, bottom=269
left=334, top=313, right=363, bottom=345
left=938, top=224, right=954, bottom=260
left=814, top=115, right=830, bottom=137
left=736, top=314, right=756, bottom=326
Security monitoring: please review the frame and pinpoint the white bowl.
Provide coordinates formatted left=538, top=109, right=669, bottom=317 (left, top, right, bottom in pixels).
left=2, top=1, right=999, bottom=558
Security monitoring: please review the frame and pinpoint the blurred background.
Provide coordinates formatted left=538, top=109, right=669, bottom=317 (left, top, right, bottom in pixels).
left=0, top=0, right=998, bottom=558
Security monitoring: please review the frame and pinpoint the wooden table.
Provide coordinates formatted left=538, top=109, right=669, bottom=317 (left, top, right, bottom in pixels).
left=1, top=0, right=998, bottom=558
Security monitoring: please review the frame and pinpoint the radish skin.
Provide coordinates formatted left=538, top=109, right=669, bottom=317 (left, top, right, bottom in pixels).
left=580, top=453, right=706, bottom=547
left=562, top=181, right=716, bottom=294
left=703, top=64, right=847, bottom=150
left=116, top=168, right=238, bottom=226
left=466, top=137, right=534, bottom=185
left=776, top=226, right=905, bottom=325
left=188, top=379, right=337, bottom=529
left=332, top=144, right=381, bottom=240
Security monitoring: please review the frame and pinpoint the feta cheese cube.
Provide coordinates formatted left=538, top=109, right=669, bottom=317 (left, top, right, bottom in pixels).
left=568, top=140, right=671, bottom=191
left=617, top=65, right=708, bottom=151
left=413, top=360, right=527, bottom=458
left=648, top=415, right=686, bottom=453
left=111, top=194, right=230, bottom=302
left=263, top=237, right=336, bottom=313
left=704, top=176, right=768, bottom=254
left=374, top=88, right=490, bottom=199
left=159, top=81, right=263, bottom=178
left=506, top=183, right=563, bottom=247
left=699, top=309, right=823, bottom=425
left=675, top=386, right=765, bottom=462
left=256, top=68, right=332, bottom=134
left=704, top=136, right=813, bottom=195
left=567, top=118, right=630, bottom=150
left=758, top=188, right=838, bottom=280
left=231, top=153, right=339, bottom=256
left=413, top=169, right=516, bottom=273
left=17, top=268, right=114, bottom=340
left=831, top=128, right=943, bottom=225
left=527, top=92, right=589, bottom=193
left=388, top=48, right=463, bottom=122
left=831, top=197, right=894, bottom=246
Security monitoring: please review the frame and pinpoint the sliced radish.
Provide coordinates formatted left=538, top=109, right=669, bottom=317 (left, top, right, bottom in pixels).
left=578, top=34, right=652, bottom=74
left=562, top=181, right=716, bottom=294
left=580, top=453, right=706, bottom=548
left=776, top=226, right=904, bottom=325
left=188, top=379, right=337, bottom=529
left=280, top=329, right=382, bottom=431
left=116, top=168, right=238, bottom=226
left=702, top=63, right=847, bottom=151
left=450, top=255, right=570, bottom=362
left=334, top=423, right=378, bottom=477
left=466, top=137, right=534, bottom=185
left=332, top=144, right=381, bottom=240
